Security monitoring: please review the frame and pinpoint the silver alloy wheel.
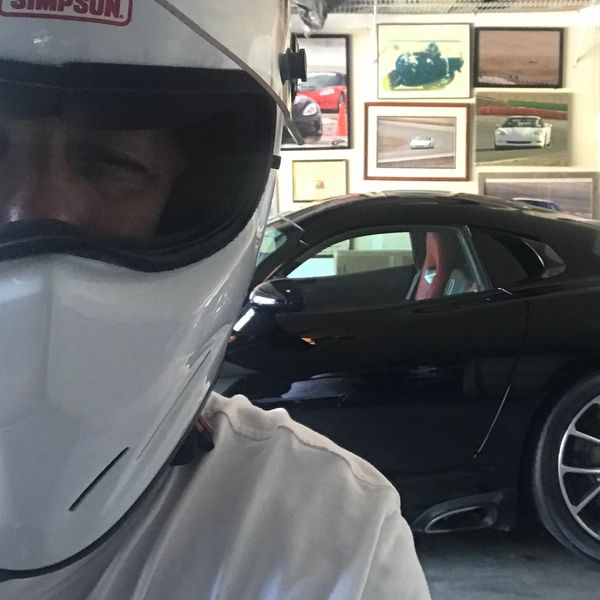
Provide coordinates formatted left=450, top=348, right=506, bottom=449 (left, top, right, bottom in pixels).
left=558, top=396, right=600, bottom=541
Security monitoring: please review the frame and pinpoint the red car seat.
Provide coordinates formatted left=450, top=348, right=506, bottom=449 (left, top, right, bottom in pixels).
left=413, top=231, right=462, bottom=301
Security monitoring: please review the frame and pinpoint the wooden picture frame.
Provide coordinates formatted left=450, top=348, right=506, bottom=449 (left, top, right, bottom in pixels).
left=292, top=160, right=349, bottom=203
left=475, top=28, right=564, bottom=88
left=365, top=102, right=470, bottom=181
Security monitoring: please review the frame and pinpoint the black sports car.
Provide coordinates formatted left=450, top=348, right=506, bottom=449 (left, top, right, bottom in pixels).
left=220, top=191, right=600, bottom=561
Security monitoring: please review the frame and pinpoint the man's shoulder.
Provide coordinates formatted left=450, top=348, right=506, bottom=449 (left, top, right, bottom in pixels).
left=156, top=393, right=430, bottom=599
left=203, top=392, right=397, bottom=496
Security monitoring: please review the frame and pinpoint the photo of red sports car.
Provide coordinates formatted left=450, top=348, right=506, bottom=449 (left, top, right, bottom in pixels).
left=297, top=71, right=347, bottom=112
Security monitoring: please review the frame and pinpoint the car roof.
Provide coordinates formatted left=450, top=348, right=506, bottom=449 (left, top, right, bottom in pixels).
left=278, top=191, right=597, bottom=243
left=281, top=191, right=552, bottom=221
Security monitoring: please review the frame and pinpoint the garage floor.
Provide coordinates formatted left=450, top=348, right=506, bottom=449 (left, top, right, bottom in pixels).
left=416, top=526, right=600, bottom=599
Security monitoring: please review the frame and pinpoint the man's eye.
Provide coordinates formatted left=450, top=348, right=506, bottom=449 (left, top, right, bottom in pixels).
left=77, top=149, right=148, bottom=175
left=69, top=147, right=152, bottom=197
left=72, top=148, right=152, bottom=194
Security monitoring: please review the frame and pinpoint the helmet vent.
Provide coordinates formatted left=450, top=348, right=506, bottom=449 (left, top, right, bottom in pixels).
left=69, top=447, right=129, bottom=512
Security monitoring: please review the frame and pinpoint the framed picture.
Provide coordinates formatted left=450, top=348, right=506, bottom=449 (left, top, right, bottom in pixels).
left=475, top=92, right=570, bottom=166
left=282, top=35, right=351, bottom=150
left=365, top=102, right=470, bottom=181
left=478, top=172, right=598, bottom=218
left=292, top=160, right=348, bottom=203
left=475, top=28, right=564, bottom=88
left=377, top=23, right=471, bottom=99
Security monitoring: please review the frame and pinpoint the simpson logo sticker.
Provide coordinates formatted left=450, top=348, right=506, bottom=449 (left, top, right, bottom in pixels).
left=0, top=0, right=132, bottom=26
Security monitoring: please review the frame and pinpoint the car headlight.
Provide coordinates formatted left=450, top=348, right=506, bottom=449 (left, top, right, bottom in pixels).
left=533, top=130, right=544, bottom=136
left=302, top=103, right=318, bottom=116
left=319, top=88, right=336, bottom=96
left=495, top=130, right=506, bottom=136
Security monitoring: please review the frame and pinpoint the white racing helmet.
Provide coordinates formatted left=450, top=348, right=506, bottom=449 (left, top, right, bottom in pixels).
left=0, top=0, right=325, bottom=578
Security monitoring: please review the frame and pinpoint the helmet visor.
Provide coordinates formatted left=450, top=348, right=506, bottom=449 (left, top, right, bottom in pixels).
left=0, top=61, right=277, bottom=271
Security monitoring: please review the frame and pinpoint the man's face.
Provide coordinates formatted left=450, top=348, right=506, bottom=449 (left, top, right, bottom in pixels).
left=0, top=117, right=185, bottom=239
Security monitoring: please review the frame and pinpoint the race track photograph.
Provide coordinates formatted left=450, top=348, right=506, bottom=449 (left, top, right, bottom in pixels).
left=376, top=116, right=456, bottom=169
left=475, top=92, right=569, bottom=166
left=479, top=172, right=598, bottom=218
left=365, top=102, right=469, bottom=181
left=475, top=28, right=563, bottom=87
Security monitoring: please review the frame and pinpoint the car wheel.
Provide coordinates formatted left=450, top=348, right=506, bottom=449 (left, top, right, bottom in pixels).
left=533, top=375, right=600, bottom=561
left=305, top=121, right=321, bottom=143
left=337, top=93, right=346, bottom=112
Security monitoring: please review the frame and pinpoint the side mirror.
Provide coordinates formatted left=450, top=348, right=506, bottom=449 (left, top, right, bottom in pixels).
left=249, top=279, right=304, bottom=313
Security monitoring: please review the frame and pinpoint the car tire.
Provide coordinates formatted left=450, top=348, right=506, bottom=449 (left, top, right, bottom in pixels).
left=532, top=375, right=600, bottom=561
left=337, top=93, right=346, bottom=112
left=308, top=121, right=322, bottom=143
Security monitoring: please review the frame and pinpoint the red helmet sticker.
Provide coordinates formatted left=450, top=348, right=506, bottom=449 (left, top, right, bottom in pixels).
left=0, top=0, right=132, bottom=26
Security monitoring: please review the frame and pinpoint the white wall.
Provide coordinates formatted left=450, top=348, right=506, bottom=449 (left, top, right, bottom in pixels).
left=277, top=10, right=599, bottom=213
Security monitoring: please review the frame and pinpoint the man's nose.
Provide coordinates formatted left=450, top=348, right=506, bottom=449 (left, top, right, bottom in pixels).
left=10, top=164, right=85, bottom=226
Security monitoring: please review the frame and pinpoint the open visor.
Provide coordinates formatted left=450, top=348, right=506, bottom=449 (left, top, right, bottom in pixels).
left=0, top=65, right=277, bottom=271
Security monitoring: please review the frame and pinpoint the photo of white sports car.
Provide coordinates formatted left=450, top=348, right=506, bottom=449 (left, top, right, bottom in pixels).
left=410, top=135, right=435, bottom=149
left=494, top=116, right=552, bottom=149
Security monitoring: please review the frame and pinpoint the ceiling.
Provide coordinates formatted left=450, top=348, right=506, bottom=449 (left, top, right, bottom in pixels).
left=323, top=0, right=595, bottom=13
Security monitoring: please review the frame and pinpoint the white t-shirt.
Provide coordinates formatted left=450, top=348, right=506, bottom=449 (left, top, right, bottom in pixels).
left=2, top=393, right=431, bottom=600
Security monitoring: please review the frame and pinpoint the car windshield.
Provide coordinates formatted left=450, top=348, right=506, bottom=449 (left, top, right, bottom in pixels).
left=299, top=73, right=342, bottom=89
left=503, top=117, right=540, bottom=127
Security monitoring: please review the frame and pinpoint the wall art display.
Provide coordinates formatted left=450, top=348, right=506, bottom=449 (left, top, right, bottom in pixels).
left=479, top=172, right=598, bottom=218
left=475, top=28, right=564, bottom=88
left=282, top=35, right=350, bottom=150
left=475, top=92, right=570, bottom=167
left=292, top=160, right=348, bottom=203
left=365, top=102, right=469, bottom=181
left=377, top=23, right=471, bottom=99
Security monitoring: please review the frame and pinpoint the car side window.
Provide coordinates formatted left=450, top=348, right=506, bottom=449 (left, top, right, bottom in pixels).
left=287, top=231, right=415, bottom=279
left=285, top=227, right=491, bottom=306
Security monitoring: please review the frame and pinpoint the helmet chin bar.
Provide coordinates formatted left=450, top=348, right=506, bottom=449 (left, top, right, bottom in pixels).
left=0, top=394, right=215, bottom=583
left=0, top=181, right=275, bottom=572
left=0, top=456, right=165, bottom=582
